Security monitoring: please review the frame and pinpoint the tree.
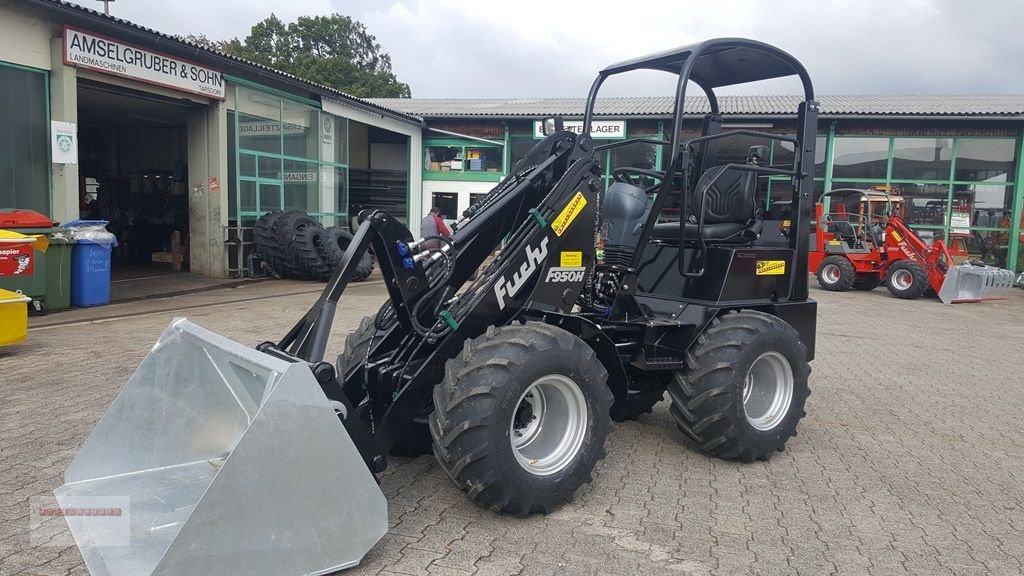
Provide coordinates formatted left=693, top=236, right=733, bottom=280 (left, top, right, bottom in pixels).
left=221, top=14, right=411, bottom=98
left=178, top=33, right=229, bottom=53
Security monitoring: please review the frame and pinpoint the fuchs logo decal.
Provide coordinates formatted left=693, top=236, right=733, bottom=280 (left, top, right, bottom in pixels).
left=545, top=267, right=586, bottom=283
left=495, top=237, right=549, bottom=310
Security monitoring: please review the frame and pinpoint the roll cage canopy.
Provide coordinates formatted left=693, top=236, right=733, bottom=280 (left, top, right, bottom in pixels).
left=576, top=37, right=819, bottom=292
left=585, top=37, right=814, bottom=124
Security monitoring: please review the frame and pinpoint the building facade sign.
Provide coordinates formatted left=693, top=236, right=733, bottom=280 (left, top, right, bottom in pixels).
left=532, top=120, right=626, bottom=139
left=63, top=27, right=225, bottom=100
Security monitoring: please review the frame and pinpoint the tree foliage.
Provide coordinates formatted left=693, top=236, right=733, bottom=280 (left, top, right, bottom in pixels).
left=217, top=14, right=411, bottom=98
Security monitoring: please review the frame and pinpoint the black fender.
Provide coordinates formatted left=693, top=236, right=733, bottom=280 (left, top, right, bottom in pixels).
left=518, top=310, right=630, bottom=404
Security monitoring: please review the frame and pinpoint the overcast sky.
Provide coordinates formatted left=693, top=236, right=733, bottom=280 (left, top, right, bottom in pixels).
left=77, top=0, right=1024, bottom=98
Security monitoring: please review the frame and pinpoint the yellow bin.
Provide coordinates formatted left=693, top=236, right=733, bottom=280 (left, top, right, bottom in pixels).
left=0, top=288, right=31, bottom=346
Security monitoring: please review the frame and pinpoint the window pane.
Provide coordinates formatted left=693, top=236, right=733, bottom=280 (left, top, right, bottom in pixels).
left=954, top=139, right=1016, bottom=183
left=283, top=159, right=317, bottom=212
left=768, top=179, right=793, bottom=206
left=815, top=136, right=827, bottom=178
left=431, top=192, right=458, bottom=220
left=704, top=131, right=774, bottom=167
left=610, top=142, right=657, bottom=172
left=282, top=100, right=317, bottom=160
left=320, top=165, right=347, bottom=227
left=258, top=155, right=281, bottom=180
left=425, top=146, right=462, bottom=171
left=237, top=87, right=282, bottom=154
left=465, top=146, right=501, bottom=172
left=772, top=140, right=795, bottom=168
left=0, top=65, right=48, bottom=214
left=898, top=183, right=949, bottom=227
left=950, top=229, right=1012, bottom=268
left=952, top=183, right=1013, bottom=229
left=259, top=183, right=281, bottom=212
left=892, top=138, right=952, bottom=180
left=240, top=153, right=256, bottom=178
left=510, top=138, right=535, bottom=168
left=240, top=180, right=256, bottom=212
left=832, top=137, right=889, bottom=179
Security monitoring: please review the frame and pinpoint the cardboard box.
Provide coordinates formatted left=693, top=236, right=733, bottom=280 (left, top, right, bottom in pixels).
left=151, top=252, right=173, bottom=263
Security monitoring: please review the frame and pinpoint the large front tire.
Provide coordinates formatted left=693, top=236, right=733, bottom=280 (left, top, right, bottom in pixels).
left=431, top=323, right=612, bottom=515
left=885, top=260, right=929, bottom=299
left=668, top=310, right=810, bottom=462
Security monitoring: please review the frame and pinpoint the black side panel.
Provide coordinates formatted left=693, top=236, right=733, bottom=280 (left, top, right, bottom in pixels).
left=682, top=247, right=794, bottom=304
left=756, top=299, right=817, bottom=361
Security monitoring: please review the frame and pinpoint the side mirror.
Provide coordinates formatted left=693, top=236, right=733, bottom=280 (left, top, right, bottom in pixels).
left=747, top=145, right=769, bottom=166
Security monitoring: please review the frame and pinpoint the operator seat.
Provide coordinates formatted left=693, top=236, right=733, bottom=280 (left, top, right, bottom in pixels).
left=651, top=165, right=763, bottom=243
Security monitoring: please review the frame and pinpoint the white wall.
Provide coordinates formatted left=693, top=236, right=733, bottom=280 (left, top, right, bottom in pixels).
left=422, top=180, right=497, bottom=223
left=0, top=1, right=58, bottom=70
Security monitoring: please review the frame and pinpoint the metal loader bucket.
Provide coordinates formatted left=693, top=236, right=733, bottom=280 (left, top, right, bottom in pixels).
left=54, top=319, right=387, bottom=576
left=938, top=263, right=1017, bottom=304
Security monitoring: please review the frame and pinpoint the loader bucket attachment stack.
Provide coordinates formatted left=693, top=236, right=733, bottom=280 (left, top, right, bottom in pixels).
left=938, top=263, right=1017, bottom=304
left=54, top=319, right=387, bottom=576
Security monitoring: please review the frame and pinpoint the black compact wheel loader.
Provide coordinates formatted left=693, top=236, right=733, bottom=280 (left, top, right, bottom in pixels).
left=57, top=38, right=819, bottom=576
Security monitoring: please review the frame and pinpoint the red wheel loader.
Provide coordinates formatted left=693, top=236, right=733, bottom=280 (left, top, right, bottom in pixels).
left=806, top=188, right=1016, bottom=303
left=57, top=38, right=823, bottom=575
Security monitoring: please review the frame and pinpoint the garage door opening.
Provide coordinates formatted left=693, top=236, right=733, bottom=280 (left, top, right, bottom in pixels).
left=76, top=80, right=194, bottom=281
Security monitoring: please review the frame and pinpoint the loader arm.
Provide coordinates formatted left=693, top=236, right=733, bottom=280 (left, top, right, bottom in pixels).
left=884, top=216, right=951, bottom=293
left=262, top=127, right=607, bottom=465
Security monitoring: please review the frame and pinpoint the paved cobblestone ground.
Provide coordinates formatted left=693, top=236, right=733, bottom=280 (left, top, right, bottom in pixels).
left=2, top=279, right=1023, bottom=576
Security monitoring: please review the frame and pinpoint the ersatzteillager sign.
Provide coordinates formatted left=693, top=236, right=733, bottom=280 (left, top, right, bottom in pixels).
left=63, top=27, right=225, bottom=100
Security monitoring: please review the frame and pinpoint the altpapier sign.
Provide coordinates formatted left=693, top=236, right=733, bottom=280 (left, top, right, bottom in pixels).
left=533, top=120, right=626, bottom=139
left=51, top=121, right=78, bottom=164
left=64, top=27, right=225, bottom=100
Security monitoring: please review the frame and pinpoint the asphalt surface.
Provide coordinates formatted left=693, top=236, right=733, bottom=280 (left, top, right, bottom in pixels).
left=1, top=277, right=1022, bottom=576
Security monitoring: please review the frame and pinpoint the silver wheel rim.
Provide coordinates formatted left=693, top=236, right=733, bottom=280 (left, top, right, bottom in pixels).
left=510, top=374, right=588, bottom=476
left=892, top=269, right=913, bottom=290
left=742, top=352, right=794, bottom=431
left=822, top=264, right=841, bottom=284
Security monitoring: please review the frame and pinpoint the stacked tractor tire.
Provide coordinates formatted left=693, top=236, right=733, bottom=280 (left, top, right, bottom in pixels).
left=254, top=210, right=374, bottom=281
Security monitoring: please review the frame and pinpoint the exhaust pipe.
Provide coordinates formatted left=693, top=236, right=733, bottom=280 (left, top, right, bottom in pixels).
left=55, top=319, right=387, bottom=576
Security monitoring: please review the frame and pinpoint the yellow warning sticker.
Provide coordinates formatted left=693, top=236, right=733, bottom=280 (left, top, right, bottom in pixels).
left=756, top=260, right=786, bottom=275
left=891, top=230, right=903, bottom=242
left=560, top=251, right=583, bottom=267
left=782, top=220, right=791, bottom=227
left=552, top=191, right=587, bottom=237
left=828, top=240, right=841, bottom=246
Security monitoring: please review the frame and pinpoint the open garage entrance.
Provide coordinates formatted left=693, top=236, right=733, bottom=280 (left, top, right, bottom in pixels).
left=75, top=80, right=195, bottom=280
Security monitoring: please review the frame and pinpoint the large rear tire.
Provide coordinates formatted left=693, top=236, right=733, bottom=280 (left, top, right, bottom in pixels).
left=431, top=323, right=612, bottom=515
left=885, top=260, right=929, bottom=299
left=319, top=227, right=374, bottom=282
left=816, top=256, right=855, bottom=291
left=668, top=310, right=810, bottom=462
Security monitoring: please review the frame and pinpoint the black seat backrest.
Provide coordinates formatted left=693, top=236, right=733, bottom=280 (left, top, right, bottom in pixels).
left=831, top=220, right=857, bottom=240
left=692, top=165, right=758, bottom=225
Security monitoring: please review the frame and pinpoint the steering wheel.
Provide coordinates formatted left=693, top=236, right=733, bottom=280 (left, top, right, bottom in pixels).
left=611, top=168, right=666, bottom=194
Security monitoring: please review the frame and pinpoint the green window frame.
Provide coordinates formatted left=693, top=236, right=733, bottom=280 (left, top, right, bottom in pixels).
left=823, top=133, right=1020, bottom=270
left=423, top=137, right=505, bottom=182
left=229, top=83, right=350, bottom=227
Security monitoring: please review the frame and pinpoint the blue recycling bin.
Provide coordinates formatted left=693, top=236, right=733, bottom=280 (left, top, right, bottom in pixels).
left=65, top=220, right=116, bottom=307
